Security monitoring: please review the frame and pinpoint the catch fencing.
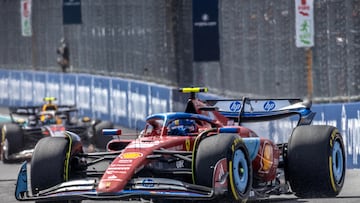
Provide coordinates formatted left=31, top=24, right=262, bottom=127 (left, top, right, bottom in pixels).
left=0, top=0, right=359, bottom=102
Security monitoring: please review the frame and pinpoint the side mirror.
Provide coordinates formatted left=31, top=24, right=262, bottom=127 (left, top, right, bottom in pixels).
left=102, top=129, right=122, bottom=136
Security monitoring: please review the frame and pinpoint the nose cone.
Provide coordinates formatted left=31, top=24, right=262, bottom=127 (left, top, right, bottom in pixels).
left=97, top=150, right=146, bottom=193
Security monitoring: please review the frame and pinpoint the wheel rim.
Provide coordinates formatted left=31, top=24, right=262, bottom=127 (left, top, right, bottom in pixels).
left=2, top=139, right=9, bottom=160
left=232, top=149, right=249, bottom=193
left=332, top=140, right=344, bottom=183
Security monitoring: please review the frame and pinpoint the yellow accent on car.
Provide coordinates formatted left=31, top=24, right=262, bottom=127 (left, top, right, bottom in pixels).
left=329, top=156, right=337, bottom=192
left=16, top=118, right=26, bottom=124
left=185, top=139, right=191, bottom=151
left=42, top=97, right=58, bottom=112
left=174, top=119, right=179, bottom=125
left=261, top=144, right=273, bottom=171
left=82, top=117, right=91, bottom=122
left=191, top=135, right=202, bottom=184
left=179, top=87, right=208, bottom=93
left=121, top=152, right=143, bottom=159
left=228, top=160, right=240, bottom=200
left=43, top=97, right=57, bottom=102
left=64, top=132, right=72, bottom=181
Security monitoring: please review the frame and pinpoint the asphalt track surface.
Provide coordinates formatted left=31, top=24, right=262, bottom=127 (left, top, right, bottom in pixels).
left=1, top=163, right=360, bottom=203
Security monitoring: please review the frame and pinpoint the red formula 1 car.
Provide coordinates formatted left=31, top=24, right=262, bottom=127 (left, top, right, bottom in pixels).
left=15, top=88, right=346, bottom=202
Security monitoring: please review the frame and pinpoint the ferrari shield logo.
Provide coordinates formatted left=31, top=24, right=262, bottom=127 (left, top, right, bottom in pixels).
left=185, top=139, right=191, bottom=151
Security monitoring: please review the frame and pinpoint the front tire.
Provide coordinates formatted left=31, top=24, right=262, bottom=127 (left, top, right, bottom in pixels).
left=287, top=125, right=346, bottom=198
left=31, top=136, right=81, bottom=203
left=31, top=137, right=69, bottom=193
left=1, top=123, right=23, bottom=163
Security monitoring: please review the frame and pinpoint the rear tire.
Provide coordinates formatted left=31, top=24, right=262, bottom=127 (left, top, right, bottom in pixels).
left=1, top=123, right=23, bottom=163
left=287, top=125, right=346, bottom=198
left=31, top=136, right=81, bottom=203
left=194, top=133, right=252, bottom=201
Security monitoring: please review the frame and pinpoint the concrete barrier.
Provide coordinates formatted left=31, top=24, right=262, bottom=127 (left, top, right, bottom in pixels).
left=0, top=69, right=359, bottom=168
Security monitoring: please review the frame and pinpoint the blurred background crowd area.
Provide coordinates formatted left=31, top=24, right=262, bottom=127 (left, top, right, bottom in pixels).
left=0, top=0, right=359, bottom=103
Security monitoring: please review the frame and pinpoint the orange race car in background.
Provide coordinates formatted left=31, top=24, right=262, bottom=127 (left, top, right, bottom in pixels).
left=1, top=97, right=113, bottom=163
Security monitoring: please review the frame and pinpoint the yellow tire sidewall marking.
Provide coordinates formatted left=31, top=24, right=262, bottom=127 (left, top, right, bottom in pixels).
left=64, top=133, right=72, bottom=181
left=329, top=129, right=340, bottom=192
left=229, top=139, right=241, bottom=200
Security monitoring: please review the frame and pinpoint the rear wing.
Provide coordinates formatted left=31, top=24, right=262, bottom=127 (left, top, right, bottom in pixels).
left=205, top=98, right=316, bottom=125
left=9, top=106, right=40, bottom=116
left=56, top=105, right=78, bottom=113
left=9, top=105, right=77, bottom=115
left=9, top=105, right=78, bottom=121
left=178, top=87, right=315, bottom=126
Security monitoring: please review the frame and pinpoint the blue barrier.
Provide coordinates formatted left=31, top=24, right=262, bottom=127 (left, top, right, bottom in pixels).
left=61, top=74, right=77, bottom=106
left=312, top=103, right=360, bottom=169
left=0, top=69, right=172, bottom=131
left=33, top=72, right=46, bottom=104
left=0, top=69, right=359, bottom=168
left=0, top=69, right=9, bottom=105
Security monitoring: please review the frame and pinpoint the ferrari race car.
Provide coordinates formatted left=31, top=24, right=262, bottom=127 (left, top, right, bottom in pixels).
left=1, top=97, right=113, bottom=163
left=15, top=88, right=346, bottom=202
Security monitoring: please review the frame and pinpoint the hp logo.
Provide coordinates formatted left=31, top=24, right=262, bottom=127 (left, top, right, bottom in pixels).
left=263, top=101, right=276, bottom=111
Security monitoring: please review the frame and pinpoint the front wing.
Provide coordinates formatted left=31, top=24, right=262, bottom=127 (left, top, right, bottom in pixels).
left=15, top=162, right=215, bottom=201
left=5, top=149, right=33, bottom=161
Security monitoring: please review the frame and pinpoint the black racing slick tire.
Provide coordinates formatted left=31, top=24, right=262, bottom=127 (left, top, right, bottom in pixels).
left=287, top=125, right=346, bottom=198
left=31, top=136, right=80, bottom=203
left=193, top=133, right=252, bottom=201
left=1, top=123, right=23, bottom=163
left=93, top=120, right=114, bottom=150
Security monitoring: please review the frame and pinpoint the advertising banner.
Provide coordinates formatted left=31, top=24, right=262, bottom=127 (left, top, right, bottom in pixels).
left=76, top=75, right=92, bottom=116
left=110, top=79, right=128, bottom=125
left=61, top=74, right=77, bottom=106
left=21, top=72, right=33, bottom=106
left=8, top=71, right=22, bottom=106
left=192, top=0, right=220, bottom=62
left=129, top=82, right=149, bottom=129
left=149, top=86, right=172, bottom=115
left=92, top=77, right=110, bottom=121
left=20, top=0, right=32, bottom=37
left=33, top=72, right=46, bottom=105
left=312, top=103, right=360, bottom=169
left=63, top=0, right=82, bottom=24
left=0, top=70, right=9, bottom=105
left=295, top=0, right=314, bottom=47
left=46, top=73, right=61, bottom=104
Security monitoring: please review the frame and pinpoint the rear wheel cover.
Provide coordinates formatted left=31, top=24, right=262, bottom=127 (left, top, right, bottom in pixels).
left=330, top=137, right=345, bottom=191
left=229, top=148, right=250, bottom=196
